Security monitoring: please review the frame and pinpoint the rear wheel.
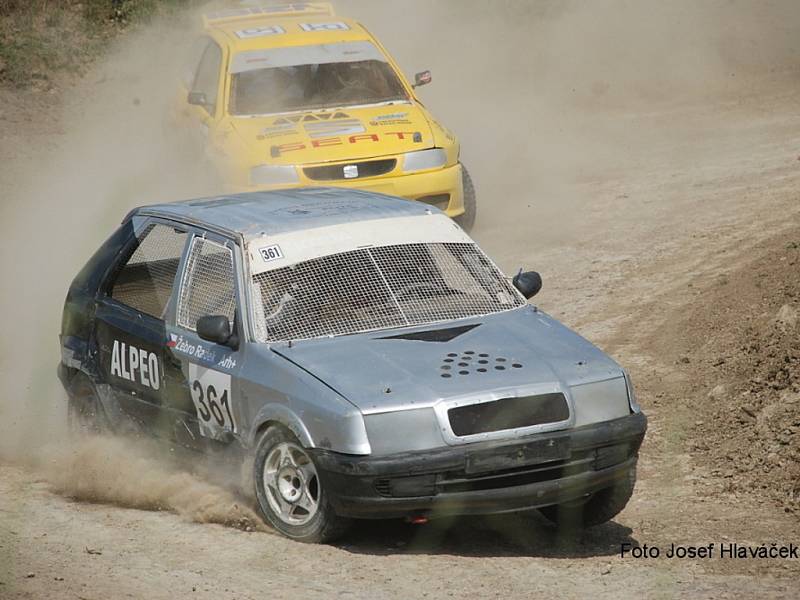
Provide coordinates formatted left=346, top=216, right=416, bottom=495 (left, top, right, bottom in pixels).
left=66, top=376, right=109, bottom=436
left=253, top=425, right=349, bottom=543
left=538, top=466, right=637, bottom=529
left=454, top=164, right=477, bottom=232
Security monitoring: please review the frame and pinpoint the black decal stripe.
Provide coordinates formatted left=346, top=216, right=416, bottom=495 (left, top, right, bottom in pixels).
left=378, top=324, right=481, bottom=342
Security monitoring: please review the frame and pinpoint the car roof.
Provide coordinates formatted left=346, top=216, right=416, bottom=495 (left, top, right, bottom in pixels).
left=135, top=187, right=438, bottom=239
left=204, top=7, right=374, bottom=52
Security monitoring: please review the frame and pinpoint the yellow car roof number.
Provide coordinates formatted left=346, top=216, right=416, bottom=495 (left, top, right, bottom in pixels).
left=235, top=26, right=286, bottom=39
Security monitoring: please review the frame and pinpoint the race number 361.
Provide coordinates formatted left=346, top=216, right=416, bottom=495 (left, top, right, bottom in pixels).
left=188, top=363, right=235, bottom=437
left=258, top=244, right=283, bottom=262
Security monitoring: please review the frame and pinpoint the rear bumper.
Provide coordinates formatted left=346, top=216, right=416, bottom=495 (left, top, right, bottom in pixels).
left=312, top=412, right=646, bottom=519
left=241, top=162, right=465, bottom=218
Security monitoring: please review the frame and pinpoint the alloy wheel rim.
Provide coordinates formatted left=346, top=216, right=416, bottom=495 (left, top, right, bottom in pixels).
left=263, top=441, right=320, bottom=526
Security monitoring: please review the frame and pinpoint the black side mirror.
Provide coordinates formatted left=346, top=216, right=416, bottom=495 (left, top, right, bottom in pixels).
left=197, top=315, right=236, bottom=348
left=187, top=91, right=208, bottom=106
left=513, top=270, right=542, bottom=299
left=412, top=70, right=432, bottom=88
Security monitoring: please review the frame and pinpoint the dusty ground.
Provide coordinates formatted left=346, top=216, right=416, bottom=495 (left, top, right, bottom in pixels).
left=2, top=1, right=800, bottom=598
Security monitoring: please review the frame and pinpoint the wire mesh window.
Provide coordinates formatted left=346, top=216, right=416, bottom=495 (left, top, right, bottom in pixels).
left=178, top=237, right=236, bottom=331
left=110, top=224, right=187, bottom=319
left=252, top=243, right=523, bottom=342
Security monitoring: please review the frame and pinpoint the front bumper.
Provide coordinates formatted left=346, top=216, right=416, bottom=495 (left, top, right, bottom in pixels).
left=312, top=412, right=647, bottom=519
left=240, top=162, right=465, bottom=218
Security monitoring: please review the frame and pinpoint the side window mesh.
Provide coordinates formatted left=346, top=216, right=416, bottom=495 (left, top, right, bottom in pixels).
left=110, top=224, right=186, bottom=318
left=178, top=237, right=236, bottom=331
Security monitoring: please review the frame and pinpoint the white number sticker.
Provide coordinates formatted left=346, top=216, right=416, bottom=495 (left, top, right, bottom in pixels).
left=258, top=244, right=284, bottom=262
left=300, top=21, right=349, bottom=31
left=235, top=26, right=286, bottom=38
left=189, top=363, right=235, bottom=437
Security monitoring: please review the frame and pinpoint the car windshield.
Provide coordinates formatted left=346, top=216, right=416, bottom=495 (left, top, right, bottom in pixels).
left=229, top=41, right=409, bottom=115
left=251, top=243, right=525, bottom=342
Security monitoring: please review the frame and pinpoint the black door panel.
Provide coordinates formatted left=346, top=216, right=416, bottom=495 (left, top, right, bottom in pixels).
left=95, top=300, right=170, bottom=434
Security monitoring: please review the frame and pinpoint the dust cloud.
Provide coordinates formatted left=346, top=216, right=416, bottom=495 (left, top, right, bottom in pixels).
left=339, top=0, right=800, bottom=257
left=36, top=435, right=268, bottom=531
left=1, top=0, right=799, bottom=525
left=0, top=9, right=218, bottom=455
left=0, top=6, right=245, bottom=528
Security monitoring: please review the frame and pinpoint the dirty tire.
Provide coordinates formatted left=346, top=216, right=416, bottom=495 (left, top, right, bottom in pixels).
left=538, top=466, right=637, bottom=529
left=67, top=376, right=109, bottom=435
left=253, top=425, right=349, bottom=543
left=455, top=164, right=477, bottom=232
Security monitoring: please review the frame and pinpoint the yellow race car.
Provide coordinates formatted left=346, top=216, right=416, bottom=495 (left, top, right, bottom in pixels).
left=176, top=2, right=476, bottom=229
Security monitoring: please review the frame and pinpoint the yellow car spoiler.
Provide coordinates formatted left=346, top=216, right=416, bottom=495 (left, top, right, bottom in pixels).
left=203, top=3, right=335, bottom=27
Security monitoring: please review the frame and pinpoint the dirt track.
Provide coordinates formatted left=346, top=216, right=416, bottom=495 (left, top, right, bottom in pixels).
left=2, top=2, right=800, bottom=598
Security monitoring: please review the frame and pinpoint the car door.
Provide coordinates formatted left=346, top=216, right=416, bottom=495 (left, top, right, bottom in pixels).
left=94, top=219, right=190, bottom=436
left=165, top=232, right=244, bottom=450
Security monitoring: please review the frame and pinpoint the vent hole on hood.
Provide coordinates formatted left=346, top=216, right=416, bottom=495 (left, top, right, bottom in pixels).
left=439, top=351, right=523, bottom=377
left=441, top=373, right=452, bottom=378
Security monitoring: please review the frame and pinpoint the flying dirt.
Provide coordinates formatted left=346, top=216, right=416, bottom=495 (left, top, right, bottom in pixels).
left=1, top=1, right=800, bottom=598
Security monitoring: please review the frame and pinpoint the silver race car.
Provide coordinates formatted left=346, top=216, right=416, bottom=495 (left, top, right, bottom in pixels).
left=58, top=188, right=646, bottom=542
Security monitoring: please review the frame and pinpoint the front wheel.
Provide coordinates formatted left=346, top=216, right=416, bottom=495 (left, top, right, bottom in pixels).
left=454, top=164, right=477, bottom=232
left=253, top=425, right=349, bottom=543
left=538, top=466, right=637, bottom=529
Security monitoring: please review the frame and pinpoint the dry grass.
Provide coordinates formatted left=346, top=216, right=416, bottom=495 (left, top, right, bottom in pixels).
left=0, top=0, right=202, bottom=87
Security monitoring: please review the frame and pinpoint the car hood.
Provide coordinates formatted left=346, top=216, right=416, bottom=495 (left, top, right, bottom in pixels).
left=271, top=306, right=624, bottom=414
left=230, top=102, right=435, bottom=165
